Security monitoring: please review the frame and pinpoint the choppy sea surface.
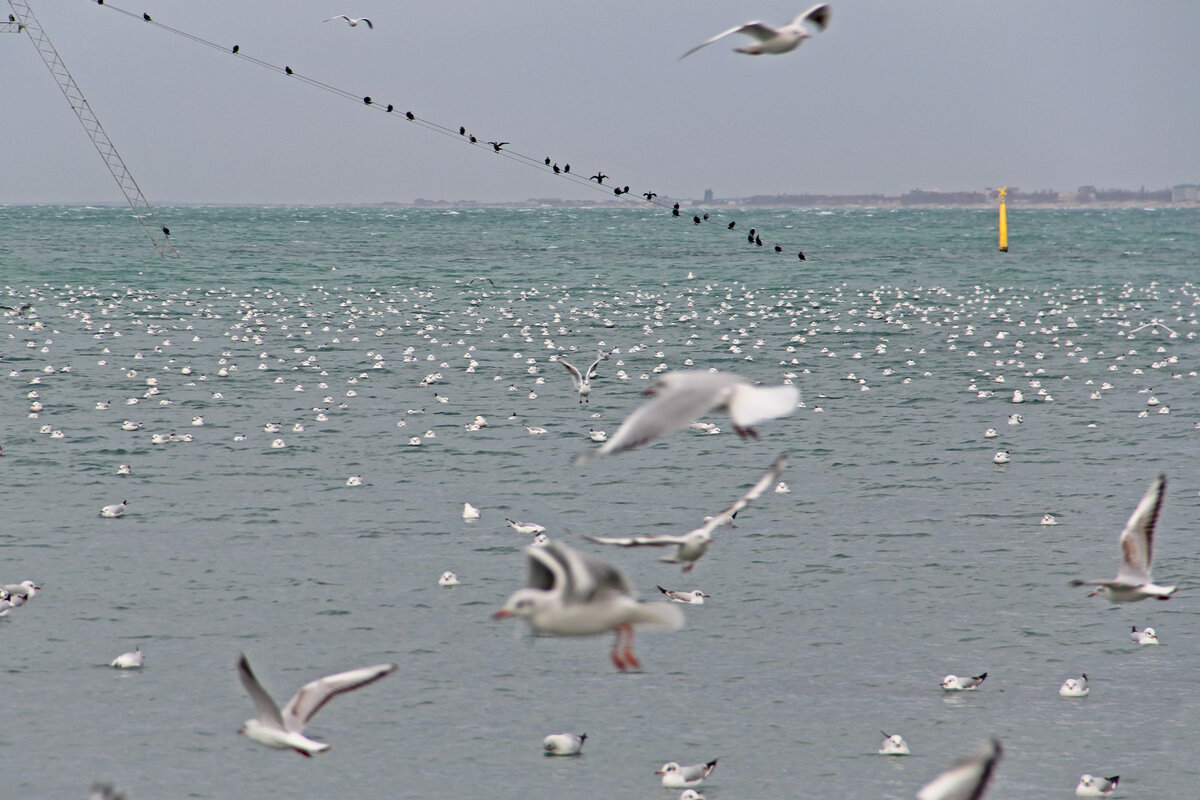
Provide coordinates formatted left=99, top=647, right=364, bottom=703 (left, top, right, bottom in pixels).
left=1, top=205, right=1199, bottom=799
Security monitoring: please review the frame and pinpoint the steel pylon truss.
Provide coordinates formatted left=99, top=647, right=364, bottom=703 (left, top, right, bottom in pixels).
left=7, top=0, right=178, bottom=257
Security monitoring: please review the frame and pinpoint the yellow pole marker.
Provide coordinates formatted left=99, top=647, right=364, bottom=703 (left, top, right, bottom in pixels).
left=998, top=186, right=1008, bottom=252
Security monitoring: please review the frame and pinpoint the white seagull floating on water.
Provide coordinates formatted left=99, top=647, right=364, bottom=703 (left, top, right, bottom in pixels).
left=585, top=453, right=787, bottom=571
left=236, top=652, right=397, bottom=757
left=111, top=647, right=144, bottom=669
left=542, top=732, right=586, bottom=756
left=657, top=586, right=710, bottom=604
left=573, top=371, right=798, bottom=463
left=494, top=541, right=683, bottom=671
left=679, top=4, right=830, bottom=60
left=1075, top=774, right=1119, bottom=797
left=940, top=672, right=987, bottom=691
left=878, top=731, right=910, bottom=755
left=657, top=759, right=718, bottom=788
left=1059, top=674, right=1089, bottom=697
left=1130, top=625, right=1158, bottom=645
left=1070, top=474, right=1175, bottom=602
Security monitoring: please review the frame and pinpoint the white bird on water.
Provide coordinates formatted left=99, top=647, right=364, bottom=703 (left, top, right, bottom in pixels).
left=462, top=502, right=481, bottom=521
left=1075, top=774, right=1119, bottom=797
left=100, top=500, right=127, bottom=518
left=585, top=453, right=787, bottom=571
left=1070, top=474, right=1175, bottom=602
left=111, top=647, right=144, bottom=669
left=560, top=352, right=608, bottom=404
left=941, top=672, right=987, bottom=691
left=324, top=15, right=373, bottom=29
left=657, top=758, right=718, bottom=788
left=542, top=732, right=587, bottom=756
left=493, top=541, right=683, bottom=671
left=658, top=586, right=710, bottom=604
left=1060, top=674, right=1089, bottom=697
left=236, top=652, right=397, bottom=757
left=917, top=739, right=1002, bottom=800
left=1130, top=625, right=1158, bottom=645
left=573, top=371, right=798, bottom=463
left=438, top=571, right=460, bottom=587
left=679, top=4, right=830, bottom=59
left=878, top=731, right=910, bottom=755
left=507, top=519, right=546, bottom=535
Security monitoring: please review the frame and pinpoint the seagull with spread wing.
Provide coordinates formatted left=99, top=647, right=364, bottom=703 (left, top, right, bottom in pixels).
left=1070, top=474, right=1175, bottom=602
left=494, top=541, right=683, bottom=671
left=679, top=4, right=830, bottom=60
left=584, top=453, right=787, bottom=571
left=236, top=653, right=397, bottom=757
left=559, top=352, right=608, bottom=404
left=324, top=15, right=373, bottom=29
left=573, top=370, right=798, bottom=463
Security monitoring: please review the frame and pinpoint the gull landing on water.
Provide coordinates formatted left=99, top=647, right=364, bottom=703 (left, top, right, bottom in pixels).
left=679, top=4, right=830, bottom=60
left=559, top=352, right=608, bottom=404
left=236, top=653, right=397, bottom=757
left=1070, top=474, right=1176, bottom=602
left=573, top=371, right=798, bottom=464
left=917, top=739, right=1002, bottom=800
left=493, top=541, right=683, bottom=671
left=584, top=453, right=787, bottom=572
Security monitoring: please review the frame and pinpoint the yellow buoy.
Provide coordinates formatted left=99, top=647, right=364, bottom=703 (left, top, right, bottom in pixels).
left=998, top=186, right=1008, bottom=252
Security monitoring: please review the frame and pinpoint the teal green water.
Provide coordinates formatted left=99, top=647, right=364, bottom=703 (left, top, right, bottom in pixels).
left=1, top=205, right=1198, bottom=798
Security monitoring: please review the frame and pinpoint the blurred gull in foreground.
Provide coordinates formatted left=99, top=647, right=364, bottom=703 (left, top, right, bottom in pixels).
left=494, top=542, right=683, bottom=671
left=917, top=739, right=1002, bottom=800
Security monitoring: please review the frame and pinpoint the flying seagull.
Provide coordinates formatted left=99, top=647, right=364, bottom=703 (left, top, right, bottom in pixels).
left=574, top=370, right=798, bottom=462
left=1070, top=474, right=1175, bottom=602
left=236, top=652, right=397, bottom=756
left=324, top=15, right=373, bottom=29
left=494, top=541, right=683, bottom=671
left=560, top=352, right=608, bottom=404
left=585, top=453, right=788, bottom=571
left=680, top=4, right=830, bottom=60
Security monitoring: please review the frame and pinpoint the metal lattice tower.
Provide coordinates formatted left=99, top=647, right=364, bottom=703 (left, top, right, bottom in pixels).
left=7, top=1, right=178, bottom=257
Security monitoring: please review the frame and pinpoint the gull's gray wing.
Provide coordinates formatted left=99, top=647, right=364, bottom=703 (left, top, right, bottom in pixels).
left=702, top=453, right=788, bottom=529
left=559, top=359, right=584, bottom=391
left=281, top=663, right=398, bottom=733
left=237, top=653, right=284, bottom=729
left=916, top=739, right=1002, bottom=800
left=586, top=372, right=742, bottom=459
left=586, top=353, right=607, bottom=380
left=584, top=533, right=692, bottom=548
left=792, top=4, right=831, bottom=31
left=525, top=543, right=571, bottom=592
left=554, top=542, right=634, bottom=601
left=679, top=22, right=779, bottom=60
left=1116, top=474, right=1165, bottom=585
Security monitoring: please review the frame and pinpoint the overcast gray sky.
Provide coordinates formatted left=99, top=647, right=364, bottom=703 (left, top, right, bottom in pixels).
left=4, top=1, right=1199, bottom=204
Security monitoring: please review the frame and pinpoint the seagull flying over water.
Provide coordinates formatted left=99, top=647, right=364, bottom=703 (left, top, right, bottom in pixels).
left=324, top=15, right=373, bottom=29
left=1070, top=474, right=1175, bottom=602
left=493, top=541, right=683, bottom=671
left=236, top=652, right=397, bottom=757
left=559, top=352, right=608, bottom=404
left=573, top=370, right=798, bottom=463
left=585, top=453, right=787, bottom=571
left=680, top=4, right=830, bottom=60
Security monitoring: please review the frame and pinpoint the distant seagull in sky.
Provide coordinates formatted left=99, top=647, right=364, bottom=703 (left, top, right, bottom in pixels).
left=585, top=453, right=787, bottom=571
left=917, top=739, right=1002, bottom=800
left=324, top=15, right=373, bottom=29
left=236, top=652, right=397, bottom=757
left=494, top=541, right=683, bottom=671
left=1070, top=474, right=1175, bottom=602
left=679, top=4, right=830, bottom=60
left=573, top=371, right=799, bottom=462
